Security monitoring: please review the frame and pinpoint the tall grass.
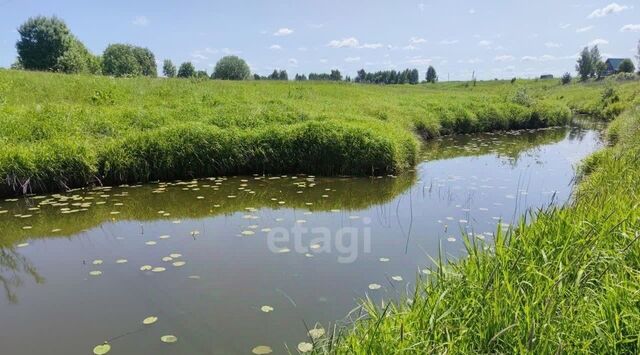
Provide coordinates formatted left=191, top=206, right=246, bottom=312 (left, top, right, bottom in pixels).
left=0, top=69, right=637, bottom=195
left=319, top=102, right=640, bottom=354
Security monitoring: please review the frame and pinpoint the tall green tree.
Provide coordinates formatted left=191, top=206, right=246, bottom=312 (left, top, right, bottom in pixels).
left=102, top=44, right=141, bottom=77
left=426, top=66, right=437, bottom=83
left=590, top=45, right=603, bottom=78
left=132, top=47, right=157, bottom=77
left=177, top=62, right=196, bottom=78
left=618, top=58, right=635, bottom=73
left=278, top=70, right=288, bottom=80
left=212, top=55, right=251, bottom=80
left=162, top=59, right=176, bottom=77
left=576, top=47, right=593, bottom=81
left=16, top=16, right=98, bottom=74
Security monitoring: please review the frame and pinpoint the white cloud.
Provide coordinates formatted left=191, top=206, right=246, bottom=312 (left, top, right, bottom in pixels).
left=478, top=40, right=492, bottom=47
left=288, top=58, right=298, bottom=66
left=403, top=44, right=418, bottom=50
left=191, top=51, right=208, bottom=60
left=407, top=56, right=432, bottom=65
left=521, top=55, right=558, bottom=62
left=559, top=23, right=571, bottom=29
left=587, top=3, right=628, bottom=18
left=494, top=55, right=515, bottom=62
left=274, top=28, right=294, bottom=36
left=469, top=8, right=476, bottom=14
left=361, top=43, right=384, bottom=49
left=319, top=59, right=328, bottom=63
left=308, top=23, right=324, bottom=29
left=620, top=24, right=640, bottom=32
left=345, top=56, right=360, bottom=62
left=521, top=56, right=538, bottom=61
left=545, top=41, right=561, bottom=48
left=132, top=16, right=149, bottom=27
left=328, top=37, right=359, bottom=48
left=409, top=37, right=427, bottom=44
left=539, top=54, right=557, bottom=61
left=467, top=58, right=482, bottom=64
left=269, top=45, right=282, bottom=50
left=439, top=39, right=459, bottom=45
left=576, top=26, right=593, bottom=33
left=589, top=38, right=609, bottom=46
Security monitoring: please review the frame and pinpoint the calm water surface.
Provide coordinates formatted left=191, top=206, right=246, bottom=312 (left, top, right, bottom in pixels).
left=0, top=123, right=603, bottom=354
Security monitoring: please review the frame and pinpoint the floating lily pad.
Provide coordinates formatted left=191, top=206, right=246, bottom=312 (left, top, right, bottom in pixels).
left=116, top=259, right=128, bottom=264
left=379, top=257, right=390, bottom=262
left=143, top=316, right=158, bottom=325
left=145, top=241, right=157, bottom=246
left=260, top=305, right=274, bottom=313
left=92, top=343, right=111, bottom=355
left=391, top=276, right=403, bottom=281
left=368, top=283, right=381, bottom=290
left=16, top=243, right=29, bottom=248
left=169, top=253, right=182, bottom=258
left=298, top=342, right=313, bottom=352
left=241, top=230, right=255, bottom=236
left=162, top=256, right=173, bottom=262
left=308, top=327, right=325, bottom=340
left=252, top=345, right=273, bottom=354
left=89, top=270, right=102, bottom=276
left=93, top=259, right=103, bottom=265
left=160, top=335, right=177, bottom=343
left=140, top=265, right=152, bottom=271
left=172, top=261, right=186, bottom=267
left=152, top=267, right=166, bottom=273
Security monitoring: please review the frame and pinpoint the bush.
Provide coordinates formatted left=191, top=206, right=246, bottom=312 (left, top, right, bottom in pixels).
left=16, top=16, right=74, bottom=71
left=212, top=56, right=251, bottom=80
left=561, top=72, right=572, bottom=85
left=618, top=59, right=635, bottom=74
left=511, top=88, right=533, bottom=107
left=101, top=44, right=156, bottom=77
left=177, top=62, right=196, bottom=78
left=162, top=59, right=176, bottom=78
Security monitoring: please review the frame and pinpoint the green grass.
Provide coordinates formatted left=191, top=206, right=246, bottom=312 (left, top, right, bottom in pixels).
left=318, top=100, right=640, bottom=353
left=0, top=69, right=637, bottom=196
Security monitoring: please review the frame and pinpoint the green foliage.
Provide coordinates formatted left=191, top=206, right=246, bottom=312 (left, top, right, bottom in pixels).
left=576, top=46, right=593, bottom=81
left=55, top=40, right=101, bottom=74
left=426, top=66, right=437, bottom=83
left=0, top=70, right=634, bottom=195
left=322, top=104, right=640, bottom=354
left=212, top=55, right=251, bottom=80
left=561, top=72, right=572, bottom=85
left=162, top=59, right=176, bottom=78
left=618, top=59, right=635, bottom=74
left=16, top=16, right=74, bottom=71
left=177, top=62, right=196, bottom=78
left=101, top=44, right=156, bottom=77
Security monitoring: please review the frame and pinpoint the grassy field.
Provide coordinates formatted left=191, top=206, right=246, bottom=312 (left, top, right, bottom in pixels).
left=320, top=98, right=640, bottom=353
left=0, top=69, right=637, bottom=196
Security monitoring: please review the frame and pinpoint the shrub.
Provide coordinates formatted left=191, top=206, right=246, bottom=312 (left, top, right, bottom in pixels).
left=212, top=56, right=251, bottom=80
left=618, top=59, right=635, bottom=74
left=101, top=44, right=156, bottom=77
left=561, top=72, right=572, bottom=85
left=511, top=88, right=533, bottom=107
left=177, top=62, right=196, bottom=78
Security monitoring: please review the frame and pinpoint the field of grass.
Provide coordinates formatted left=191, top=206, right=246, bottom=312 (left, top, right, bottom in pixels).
left=0, top=69, right=637, bottom=196
left=320, top=98, right=640, bottom=353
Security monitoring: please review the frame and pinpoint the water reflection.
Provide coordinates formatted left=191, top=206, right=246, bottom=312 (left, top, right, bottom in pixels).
left=0, top=123, right=604, bottom=354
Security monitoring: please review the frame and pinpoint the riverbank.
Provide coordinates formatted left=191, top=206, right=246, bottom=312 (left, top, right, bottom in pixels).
left=322, top=100, right=640, bottom=353
left=0, top=70, right=636, bottom=196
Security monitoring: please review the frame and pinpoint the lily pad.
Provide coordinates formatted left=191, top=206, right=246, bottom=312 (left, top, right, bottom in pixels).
left=251, top=345, right=273, bottom=354
left=391, top=276, right=403, bottom=281
left=89, top=270, right=102, bottom=276
left=308, top=327, right=325, bottom=340
left=152, top=267, right=166, bottom=273
left=368, top=283, right=381, bottom=290
left=298, top=342, right=313, bottom=352
left=93, top=343, right=111, bottom=355
left=140, top=265, right=152, bottom=271
left=172, top=261, right=186, bottom=267
left=143, top=316, right=158, bottom=325
left=160, top=335, right=178, bottom=343
left=116, top=259, right=128, bottom=264
left=260, top=305, right=274, bottom=313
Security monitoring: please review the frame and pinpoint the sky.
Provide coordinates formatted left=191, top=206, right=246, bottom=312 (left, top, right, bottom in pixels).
left=0, top=0, right=639, bottom=80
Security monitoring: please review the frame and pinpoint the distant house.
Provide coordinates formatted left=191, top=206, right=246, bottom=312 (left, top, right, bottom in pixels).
left=605, top=58, right=630, bottom=76
left=540, top=74, right=554, bottom=80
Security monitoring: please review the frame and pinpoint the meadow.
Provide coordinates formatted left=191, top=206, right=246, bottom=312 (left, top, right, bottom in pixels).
left=320, top=95, right=640, bottom=353
left=0, top=69, right=637, bottom=196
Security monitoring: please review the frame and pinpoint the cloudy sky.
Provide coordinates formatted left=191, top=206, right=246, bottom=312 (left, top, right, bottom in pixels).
left=0, top=0, right=638, bottom=80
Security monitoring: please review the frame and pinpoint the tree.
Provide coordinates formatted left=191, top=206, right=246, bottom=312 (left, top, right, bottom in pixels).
left=196, top=70, right=208, bottom=79
left=294, top=73, right=307, bottom=81
left=426, top=66, right=437, bottom=83
left=576, top=46, right=593, bottom=81
left=16, top=16, right=74, bottom=71
left=356, top=69, right=366, bottom=83
left=163, top=59, right=176, bottom=77
left=212, top=55, right=251, bottom=80
left=268, top=70, right=279, bottom=80
left=590, top=45, right=603, bottom=79
left=409, top=69, right=419, bottom=84
left=177, top=62, right=196, bottom=78
left=102, top=44, right=141, bottom=77
left=618, top=59, right=635, bottom=73
left=278, top=70, right=288, bottom=80
left=55, top=40, right=100, bottom=74
left=329, top=69, right=342, bottom=81
left=561, top=72, right=572, bottom=85
left=132, top=47, right=157, bottom=77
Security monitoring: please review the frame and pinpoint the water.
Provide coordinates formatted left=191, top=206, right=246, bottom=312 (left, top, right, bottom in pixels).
left=0, top=123, right=603, bottom=354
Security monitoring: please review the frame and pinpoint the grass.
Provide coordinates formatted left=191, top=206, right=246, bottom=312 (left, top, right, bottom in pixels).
left=318, top=99, right=640, bottom=353
left=0, top=69, right=638, bottom=196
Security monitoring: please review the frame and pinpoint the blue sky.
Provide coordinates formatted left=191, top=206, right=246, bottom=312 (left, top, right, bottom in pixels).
left=1, top=0, right=639, bottom=80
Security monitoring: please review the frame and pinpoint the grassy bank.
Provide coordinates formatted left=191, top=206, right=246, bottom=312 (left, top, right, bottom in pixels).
left=321, top=101, right=640, bottom=353
left=0, top=70, right=637, bottom=195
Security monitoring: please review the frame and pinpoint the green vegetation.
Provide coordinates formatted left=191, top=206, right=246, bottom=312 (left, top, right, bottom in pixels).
left=426, top=66, right=437, bottom=84
left=619, top=59, right=636, bottom=74
left=0, top=69, right=637, bottom=196
left=101, top=43, right=157, bottom=77
left=319, top=99, right=640, bottom=354
left=177, top=61, right=196, bottom=78
left=212, top=55, right=251, bottom=80
left=162, top=59, right=176, bottom=78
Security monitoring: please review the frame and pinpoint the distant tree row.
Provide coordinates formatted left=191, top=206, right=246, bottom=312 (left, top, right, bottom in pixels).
left=253, top=70, right=289, bottom=80
left=354, top=68, right=420, bottom=84
left=576, top=45, right=636, bottom=81
left=13, top=16, right=251, bottom=80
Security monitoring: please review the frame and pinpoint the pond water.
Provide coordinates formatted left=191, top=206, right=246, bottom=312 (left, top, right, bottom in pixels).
left=0, top=123, right=604, bottom=354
